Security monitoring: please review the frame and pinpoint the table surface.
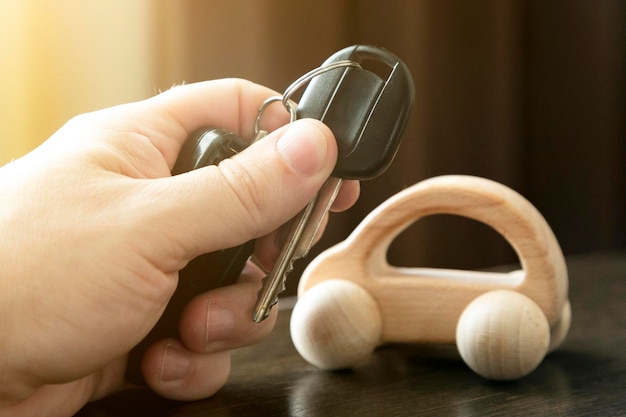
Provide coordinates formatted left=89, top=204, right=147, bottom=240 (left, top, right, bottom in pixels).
left=77, top=250, right=626, bottom=417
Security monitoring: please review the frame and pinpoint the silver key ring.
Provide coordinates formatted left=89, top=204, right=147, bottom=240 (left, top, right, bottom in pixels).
left=254, top=95, right=297, bottom=137
left=254, top=59, right=361, bottom=137
left=281, top=60, right=362, bottom=107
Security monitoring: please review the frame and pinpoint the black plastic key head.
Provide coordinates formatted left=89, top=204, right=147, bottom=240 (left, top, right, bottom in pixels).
left=297, top=45, right=415, bottom=179
left=173, top=127, right=249, bottom=173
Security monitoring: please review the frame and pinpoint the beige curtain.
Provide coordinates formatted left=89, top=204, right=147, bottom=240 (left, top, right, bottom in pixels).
left=2, top=1, right=624, bottom=295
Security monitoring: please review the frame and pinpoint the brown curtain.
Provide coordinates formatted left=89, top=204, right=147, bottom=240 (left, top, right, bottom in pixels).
left=155, top=0, right=626, bottom=293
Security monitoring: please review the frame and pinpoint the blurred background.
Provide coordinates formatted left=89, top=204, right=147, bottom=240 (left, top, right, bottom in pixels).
left=1, top=0, right=624, bottom=294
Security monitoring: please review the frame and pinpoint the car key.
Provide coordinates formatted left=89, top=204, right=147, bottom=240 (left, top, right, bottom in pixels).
left=126, top=126, right=258, bottom=384
left=252, top=44, right=415, bottom=322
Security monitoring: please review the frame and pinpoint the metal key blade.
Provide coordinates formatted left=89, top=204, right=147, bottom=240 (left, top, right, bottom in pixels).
left=253, top=177, right=343, bottom=322
left=295, top=177, right=344, bottom=256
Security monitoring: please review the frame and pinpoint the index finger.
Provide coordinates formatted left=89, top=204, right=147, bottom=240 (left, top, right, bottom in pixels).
left=135, top=79, right=291, bottom=168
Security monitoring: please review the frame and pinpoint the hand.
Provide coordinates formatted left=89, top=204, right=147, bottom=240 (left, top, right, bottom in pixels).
left=0, top=79, right=359, bottom=416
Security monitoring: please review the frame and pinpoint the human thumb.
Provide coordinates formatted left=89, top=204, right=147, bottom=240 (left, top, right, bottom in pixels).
left=154, top=118, right=337, bottom=259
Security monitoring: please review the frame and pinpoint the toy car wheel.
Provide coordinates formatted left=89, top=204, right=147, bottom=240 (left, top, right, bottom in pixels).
left=290, top=279, right=382, bottom=370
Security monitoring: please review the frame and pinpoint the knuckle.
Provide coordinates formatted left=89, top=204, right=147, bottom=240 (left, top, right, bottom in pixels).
left=216, top=158, right=269, bottom=237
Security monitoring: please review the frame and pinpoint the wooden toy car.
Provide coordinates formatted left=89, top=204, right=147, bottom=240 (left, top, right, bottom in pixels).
left=290, top=175, right=571, bottom=380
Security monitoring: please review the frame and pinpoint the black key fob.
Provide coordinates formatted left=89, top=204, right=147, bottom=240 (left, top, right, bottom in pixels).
left=126, top=127, right=253, bottom=385
left=297, top=45, right=414, bottom=179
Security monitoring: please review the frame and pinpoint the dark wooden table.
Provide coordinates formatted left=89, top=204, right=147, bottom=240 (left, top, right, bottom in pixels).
left=77, top=250, right=626, bottom=416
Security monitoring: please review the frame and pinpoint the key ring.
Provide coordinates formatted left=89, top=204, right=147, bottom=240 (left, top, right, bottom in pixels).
left=281, top=60, right=362, bottom=107
left=254, top=59, right=362, bottom=137
left=254, top=96, right=298, bottom=137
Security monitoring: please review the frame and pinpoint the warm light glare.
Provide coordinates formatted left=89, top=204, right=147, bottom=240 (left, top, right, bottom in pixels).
left=0, top=0, right=155, bottom=165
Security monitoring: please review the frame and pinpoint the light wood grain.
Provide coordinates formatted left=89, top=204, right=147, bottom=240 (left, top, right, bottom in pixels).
left=292, top=175, right=570, bottom=379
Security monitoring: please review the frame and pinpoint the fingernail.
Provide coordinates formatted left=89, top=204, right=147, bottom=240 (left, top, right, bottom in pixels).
left=276, top=120, right=329, bottom=176
left=205, top=304, right=235, bottom=345
left=159, top=344, right=191, bottom=382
